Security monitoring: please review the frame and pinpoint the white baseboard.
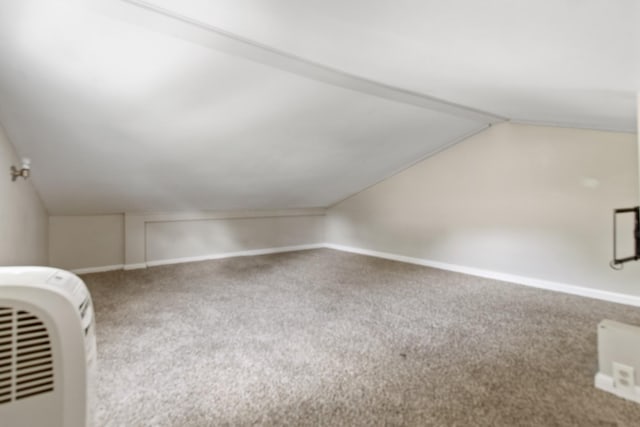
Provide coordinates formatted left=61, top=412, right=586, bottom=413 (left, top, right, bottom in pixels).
left=595, top=373, right=640, bottom=404
left=69, top=243, right=640, bottom=308
left=324, top=243, right=640, bottom=308
left=72, top=244, right=324, bottom=272
left=123, top=263, right=147, bottom=271
left=72, top=264, right=125, bottom=274
left=145, top=244, right=325, bottom=267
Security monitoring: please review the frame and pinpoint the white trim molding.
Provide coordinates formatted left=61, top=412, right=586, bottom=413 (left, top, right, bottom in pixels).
left=595, top=373, right=640, bottom=404
left=72, top=264, right=125, bottom=274
left=324, top=243, right=640, bottom=307
left=75, top=244, right=325, bottom=272
left=145, top=244, right=324, bottom=267
left=125, top=208, right=326, bottom=222
left=71, top=242, right=640, bottom=308
left=123, top=263, right=147, bottom=271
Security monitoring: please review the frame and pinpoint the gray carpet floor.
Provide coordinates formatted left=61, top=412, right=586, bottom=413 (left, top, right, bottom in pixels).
left=82, top=249, right=640, bottom=426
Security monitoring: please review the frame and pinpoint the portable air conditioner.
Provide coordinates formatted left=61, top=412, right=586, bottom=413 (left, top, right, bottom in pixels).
left=595, top=319, right=640, bottom=404
left=0, top=267, right=97, bottom=427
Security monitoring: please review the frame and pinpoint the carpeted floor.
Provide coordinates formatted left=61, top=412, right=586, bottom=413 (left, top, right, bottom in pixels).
left=82, top=249, right=640, bottom=426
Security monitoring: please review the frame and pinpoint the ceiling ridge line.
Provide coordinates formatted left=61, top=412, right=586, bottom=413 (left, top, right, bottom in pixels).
left=116, top=0, right=506, bottom=124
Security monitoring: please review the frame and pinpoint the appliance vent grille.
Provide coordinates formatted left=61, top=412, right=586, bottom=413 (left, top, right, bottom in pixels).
left=78, top=297, right=90, bottom=321
left=0, top=307, right=54, bottom=404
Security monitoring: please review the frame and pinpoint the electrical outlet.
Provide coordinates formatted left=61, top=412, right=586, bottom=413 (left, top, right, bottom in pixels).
left=613, top=362, right=636, bottom=395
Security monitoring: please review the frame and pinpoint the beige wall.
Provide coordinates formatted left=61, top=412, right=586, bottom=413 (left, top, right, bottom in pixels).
left=0, top=124, right=48, bottom=266
left=49, top=210, right=325, bottom=271
left=146, top=214, right=324, bottom=264
left=49, top=215, right=124, bottom=271
left=327, top=123, right=640, bottom=295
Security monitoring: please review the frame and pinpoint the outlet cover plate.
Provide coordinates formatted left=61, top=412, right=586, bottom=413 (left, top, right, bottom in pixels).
left=613, top=362, right=636, bottom=395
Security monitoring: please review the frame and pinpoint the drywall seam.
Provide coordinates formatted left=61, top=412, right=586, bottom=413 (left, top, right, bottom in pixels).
left=324, top=243, right=640, bottom=307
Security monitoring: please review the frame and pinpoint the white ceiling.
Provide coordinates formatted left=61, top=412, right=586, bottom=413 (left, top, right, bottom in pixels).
left=138, top=0, right=640, bottom=131
left=0, top=0, right=637, bottom=214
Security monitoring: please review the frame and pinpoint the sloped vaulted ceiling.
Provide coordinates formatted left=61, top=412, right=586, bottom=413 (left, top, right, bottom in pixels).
left=0, top=0, right=638, bottom=215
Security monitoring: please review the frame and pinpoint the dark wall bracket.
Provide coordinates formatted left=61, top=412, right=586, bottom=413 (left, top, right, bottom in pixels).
left=610, top=206, right=640, bottom=270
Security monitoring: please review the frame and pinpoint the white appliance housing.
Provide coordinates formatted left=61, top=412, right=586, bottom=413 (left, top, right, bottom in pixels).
left=595, top=319, right=640, bottom=404
left=0, top=267, right=96, bottom=427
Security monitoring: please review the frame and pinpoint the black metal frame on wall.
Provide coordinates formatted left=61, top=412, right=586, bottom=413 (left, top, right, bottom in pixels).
left=610, top=206, right=640, bottom=270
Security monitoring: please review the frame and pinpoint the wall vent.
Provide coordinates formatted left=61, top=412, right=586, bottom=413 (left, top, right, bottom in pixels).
left=0, top=307, right=54, bottom=404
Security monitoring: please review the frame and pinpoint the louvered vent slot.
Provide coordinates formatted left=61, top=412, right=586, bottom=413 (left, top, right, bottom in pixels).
left=0, top=307, right=12, bottom=404
left=78, top=297, right=90, bottom=320
left=0, top=307, right=54, bottom=404
left=15, top=310, right=54, bottom=400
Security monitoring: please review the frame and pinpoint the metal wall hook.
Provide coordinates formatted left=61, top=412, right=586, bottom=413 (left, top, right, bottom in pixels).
left=10, top=158, right=30, bottom=182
